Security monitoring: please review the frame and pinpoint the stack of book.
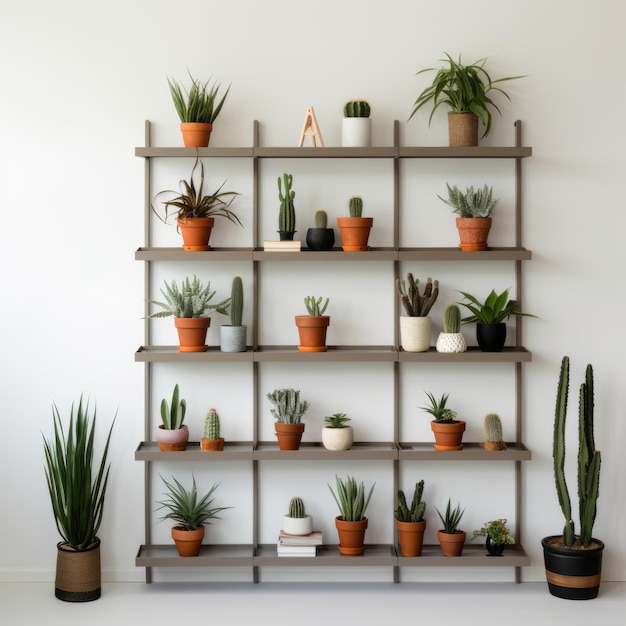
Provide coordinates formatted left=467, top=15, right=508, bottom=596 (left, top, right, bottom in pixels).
left=263, top=240, right=302, bottom=251
left=277, top=530, right=323, bottom=557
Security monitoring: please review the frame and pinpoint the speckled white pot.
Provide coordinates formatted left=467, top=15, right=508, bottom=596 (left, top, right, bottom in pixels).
left=436, top=332, right=467, bottom=353
left=400, top=316, right=432, bottom=352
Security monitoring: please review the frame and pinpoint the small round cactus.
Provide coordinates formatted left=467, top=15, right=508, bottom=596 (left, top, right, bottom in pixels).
left=288, top=496, right=306, bottom=518
left=314, top=209, right=328, bottom=229
left=344, top=100, right=371, bottom=118
left=349, top=196, right=363, bottom=218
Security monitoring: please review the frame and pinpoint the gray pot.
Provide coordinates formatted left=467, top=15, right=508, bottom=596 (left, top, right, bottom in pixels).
left=220, top=325, right=247, bottom=352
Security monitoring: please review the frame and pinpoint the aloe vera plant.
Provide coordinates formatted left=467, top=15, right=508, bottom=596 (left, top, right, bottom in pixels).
left=328, top=475, right=375, bottom=522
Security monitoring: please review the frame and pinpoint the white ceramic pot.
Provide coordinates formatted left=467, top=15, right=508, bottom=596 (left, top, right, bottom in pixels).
left=322, top=426, right=354, bottom=451
left=436, top=332, right=467, bottom=353
left=400, top=316, right=432, bottom=352
left=282, top=514, right=313, bottom=536
left=341, top=118, right=372, bottom=147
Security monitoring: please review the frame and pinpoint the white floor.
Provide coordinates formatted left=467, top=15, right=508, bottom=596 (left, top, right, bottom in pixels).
left=1, top=582, right=624, bottom=625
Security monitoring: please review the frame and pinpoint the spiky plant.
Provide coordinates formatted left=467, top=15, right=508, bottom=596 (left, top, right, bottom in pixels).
left=421, top=391, right=457, bottom=423
left=287, top=497, right=306, bottom=518
left=167, top=73, right=230, bottom=124
left=349, top=196, right=363, bottom=218
left=396, top=274, right=439, bottom=317
left=304, top=295, right=329, bottom=316
left=395, top=480, right=426, bottom=523
left=314, top=209, right=328, bottom=229
left=278, top=173, right=296, bottom=233
left=267, top=389, right=309, bottom=424
left=436, top=499, right=465, bottom=534
left=344, top=100, right=371, bottom=117
left=443, top=304, right=461, bottom=333
left=161, top=384, right=186, bottom=430
left=203, top=409, right=221, bottom=440
left=438, top=183, right=498, bottom=218
left=43, top=397, right=115, bottom=550
left=323, top=413, right=351, bottom=428
left=229, top=275, right=244, bottom=327
left=328, top=475, right=375, bottom=522
left=149, top=275, right=230, bottom=319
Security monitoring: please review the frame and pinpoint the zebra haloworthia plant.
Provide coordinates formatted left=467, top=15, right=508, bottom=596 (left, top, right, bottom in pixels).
left=201, top=408, right=224, bottom=451
left=283, top=496, right=313, bottom=536
left=149, top=275, right=230, bottom=319
left=483, top=412, right=506, bottom=451
left=277, top=173, right=296, bottom=239
left=436, top=303, right=467, bottom=353
left=438, top=183, right=498, bottom=218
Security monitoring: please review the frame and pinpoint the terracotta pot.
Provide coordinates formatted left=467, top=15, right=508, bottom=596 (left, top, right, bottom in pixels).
left=438, top=529, right=466, bottom=556
left=180, top=122, right=213, bottom=148
left=200, top=437, right=224, bottom=451
left=55, top=539, right=101, bottom=602
left=321, top=426, right=353, bottom=451
left=335, top=516, right=368, bottom=555
left=295, top=315, right=330, bottom=352
left=156, top=424, right=189, bottom=451
left=436, top=332, right=467, bottom=353
left=542, top=536, right=604, bottom=600
left=396, top=520, right=426, bottom=557
left=448, top=111, right=478, bottom=147
left=306, top=227, right=335, bottom=251
left=172, top=526, right=205, bottom=557
left=176, top=216, right=214, bottom=251
left=430, top=420, right=466, bottom=451
left=337, top=217, right=373, bottom=251
left=274, top=422, right=305, bottom=450
left=174, top=317, right=210, bottom=352
left=456, top=217, right=492, bottom=252
left=399, top=316, right=432, bottom=352
left=476, top=322, right=506, bottom=352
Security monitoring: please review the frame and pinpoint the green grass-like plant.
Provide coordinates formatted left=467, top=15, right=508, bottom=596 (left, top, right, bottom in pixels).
left=167, top=73, right=230, bottom=124
left=149, top=275, right=230, bottom=319
left=436, top=498, right=465, bottom=534
left=421, top=391, right=457, bottom=423
left=328, top=475, right=375, bottom=522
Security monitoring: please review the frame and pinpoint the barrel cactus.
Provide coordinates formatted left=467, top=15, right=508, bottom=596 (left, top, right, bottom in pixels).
left=287, top=496, right=306, bottom=518
left=344, top=100, right=371, bottom=118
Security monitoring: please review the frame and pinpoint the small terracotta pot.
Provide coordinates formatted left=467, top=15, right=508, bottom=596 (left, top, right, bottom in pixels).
left=438, top=529, right=466, bottom=556
left=456, top=217, right=492, bottom=252
left=156, top=424, right=189, bottom=451
left=335, top=516, right=368, bottom=555
left=274, top=422, right=305, bottom=450
left=176, top=217, right=214, bottom=251
left=396, top=520, right=426, bottom=557
left=180, top=122, right=213, bottom=148
left=172, top=526, right=205, bottom=557
left=430, top=420, right=466, bottom=451
left=337, top=217, right=373, bottom=251
left=448, top=112, right=478, bottom=147
left=200, top=438, right=224, bottom=451
left=295, top=315, right=330, bottom=352
left=174, top=317, right=210, bottom=352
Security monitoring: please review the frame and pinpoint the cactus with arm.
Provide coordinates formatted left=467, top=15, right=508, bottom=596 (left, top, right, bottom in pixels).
left=278, top=173, right=296, bottom=233
left=304, top=296, right=329, bottom=316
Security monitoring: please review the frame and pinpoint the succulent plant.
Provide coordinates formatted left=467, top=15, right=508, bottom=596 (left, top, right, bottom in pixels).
left=230, top=275, right=244, bottom=327
left=395, top=480, right=426, bottom=523
left=203, top=408, right=221, bottom=440
left=396, top=274, right=439, bottom=317
left=161, top=384, right=186, bottom=430
left=443, top=304, right=461, bottom=333
left=436, top=498, right=465, bottom=534
left=304, top=295, right=329, bottom=316
left=167, top=73, right=230, bottom=124
left=421, top=391, right=457, bottom=423
left=287, top=496, right=306, bottom=518
left=314, top=209, right=328, bottom=229
left=149, top=275, right=230, bottom=319
left=328, top=475, right=375, bottom=522
left=472, top=518, right=514, bottom=544
left=438, top=183, right=498, bottom=218
left=344, top=100, right=371, bottom=118
left=278, top=173, right=296, bottom=233
left=324, top=413, right=351, bottom=428
left=267, top=388, right=309, bottom=424
left=349, top=196, right=363, bottom=218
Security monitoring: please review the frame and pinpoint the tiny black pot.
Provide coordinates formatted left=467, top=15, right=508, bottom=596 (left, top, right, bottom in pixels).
left=278, top=231, right=296, bottom=241
left=476, top=323, right=506, bottom=352
left=306, top=227, right=335, bottom=251
left=485, top=536, right=505, bottom=556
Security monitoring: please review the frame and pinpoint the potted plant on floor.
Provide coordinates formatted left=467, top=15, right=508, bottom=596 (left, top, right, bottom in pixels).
left=152, top=157, right=241, bottom=251
left=321, top=412, right=353, bottom=451
left=295, top=296, right=330, bottom=352
left=396, top=274, right=439, bottom=352
left=458, top=287, right=536, bottom=352
left=436, top=304, right=467, bottom=353
left=156, top=384, right=188, bottom=451
left=395, top=480, right=427, bottom=557
left=437, top=183, right=498, bottom=251
left=421, top=391, right=465, bottom=450
left=220, top=275, right=247, bottom=352
left=43, top=396, right=115, bottom=602
left=472, top=518, right=515, bottom=556
left=337, top=196, right=373, bottom=251
left=542, top=356, right=604, bottom=600
left=436, top=499, right=466, bottom=556
left=409, top=52, right=525, bottom=146
left=328, top=475, right=376, bottom=555
left=342, top=99, right=371, bottom=147
left=306, top=209, right=335, bottom=251
left=200, top=408, right=224, bottom=451
left=167, top=73, right=231, bottom=147
left=283, top=496, right=314, bottom=536
left=156, top=475, right=231, bottom=557
left=149, top=274, right=230, bottom=352
left=267, top=388, right=309, bottom=450
left=277, top=173, right=297, bottom=241
left=483, top=412, right=506, bottom=451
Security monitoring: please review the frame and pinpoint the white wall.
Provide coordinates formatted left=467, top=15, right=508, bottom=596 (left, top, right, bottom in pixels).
left=1, top=0, right=624, bottom=584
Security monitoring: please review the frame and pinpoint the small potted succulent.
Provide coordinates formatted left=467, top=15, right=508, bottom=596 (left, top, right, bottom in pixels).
left=305, top=209, right=335, bottom=251
left=295, top=296, right=330, bottom=352
left=321, top=413, right=353, bottom=451
left=283, top=496, right=313, bottom=536
left=342, top=99, right=371, bottom=147
left=220, top=275, right=246, bottom=353
left=472, top=518, right=515, bottom=556
left=337, top=196, right=373, bottom=251
left=436, top=499, right=466, bottom=557
left=167, top=73, right=231, bottom=147
left=149, top=275, right=230, bottom=352
left=436, top=304, right=467, bottom=353
left=395, top=480, right=427, bottom=557
left=277, top=173, right=297, bottom=241
left=396, top=274, right=439, bottom=352
left=483, top=412, right=506, bottom=451
left=156, top=384, right=188, bottom=451
left=156, top=475, right=231, bottom=557
left=200, top=408, right=224, bottom=452
left=267, top=388, right=309, bottom=450
left=421, top=391, right=465, bottom=451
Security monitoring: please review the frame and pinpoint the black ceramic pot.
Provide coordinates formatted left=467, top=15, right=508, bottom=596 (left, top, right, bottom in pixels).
left=476, top=323, right=506, bottom=352
left=486, top=536, right=505, bottom=556
left=306, top=227, right=335, bottom=251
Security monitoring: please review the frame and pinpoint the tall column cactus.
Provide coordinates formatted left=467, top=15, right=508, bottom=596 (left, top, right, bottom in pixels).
left=230, top=275, right=243, bottom=327
left=278, top=173, right=296, bottom=233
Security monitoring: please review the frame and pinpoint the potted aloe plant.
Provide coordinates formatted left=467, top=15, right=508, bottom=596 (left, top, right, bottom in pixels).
left=267, top=388, right=309, bottom=450
left=396, top=274, right=439, bottom=352
left=156, top=384, right=188, bottom=451
left=167, top=73, right=231, bottom=147
left=421, top=391, right=465, bottom=450
left=295, top=296, right=330, bottom=352
left=220, top=275, right=246, bottom=352
left=436, top=499, right=466, bottom=556
left=342, top=99, right=371, bottom=147
left=321, top=413, right=353, bottom=451
left=337, top=196, right=373, bottom=251
left=395, top=480, right=427, bottom=557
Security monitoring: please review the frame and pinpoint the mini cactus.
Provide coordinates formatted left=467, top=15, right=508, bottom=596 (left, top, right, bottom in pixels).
left=483, top=413, right=506, bottom=451
left=267, top=388, right=309, bottom=424
left=230, top=275, right=243, bottom=327
left=349, top=196, right=363, bottom=218
left=396, top=274, right=439, bottom=317
left=304, top=295, right=329, bottom=316
left=443, top=304, right=461, bottom=333
left=287, top=496, right=306, bottom=518
left=314, top=209, right=328, bottom=229
left=344, top=100, right=371, bottom=118
left=278, top=173, right=296, bottom=233
left=395, top=480, right=426, bottom=522
left=203, top=408, right=221, bottom=440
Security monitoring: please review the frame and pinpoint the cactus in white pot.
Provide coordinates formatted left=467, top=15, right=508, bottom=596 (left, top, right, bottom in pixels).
left=436, top=304, right=467, bottom=353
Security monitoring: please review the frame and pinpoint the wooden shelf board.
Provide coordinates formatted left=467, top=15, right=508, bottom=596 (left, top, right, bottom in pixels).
left=136, top=544, right=253, bottom=567
left=398, top=441, right=532, bottom=461
left=254, top=441, right=397, bottom=461
left=135, top=441, right=255, bottom=461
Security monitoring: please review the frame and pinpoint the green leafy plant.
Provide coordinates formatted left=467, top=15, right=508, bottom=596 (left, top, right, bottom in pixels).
left=348, top=196, right=363, bottom=217
left=287, top=496, right=306, bottom=518
left=472, top=518, right=514, bottom=544
left=324, top=413, right=351, bottom=428
left=421, top=391, right=457, bottom=423
left=396, top=274, right=439, bottom=317
left=149, top=275, right=230, bottom=319
left=267, top=388, right=309, bottom=424
left=167, top=73, right=230, bottom=124
left=161, top=384, right=186, bottom=430
left=304, top=296, right=329, bottom=316
left=436, top=499, right=465, bottom=534
left=278, top=173, right=296, bottom=233
left=43, top=397, right=115, bottom=551
left=552, top=356, right=601, bottom=547
left=328, top=475, right=375, bottom=522
left=438, top=183, right=498, bottom=218
left=203, top=409, right=221, bottom=440
left=344, top=100, right=370, bottom=118
left=395, top=480, right=426, bottom=523
left=157, top=475, right=231, bottom=531
left=152, top=157, right=241, bottom=225
left=458, top=288, right=536, bottom=324
left=409, top=52, right=525, bottom=138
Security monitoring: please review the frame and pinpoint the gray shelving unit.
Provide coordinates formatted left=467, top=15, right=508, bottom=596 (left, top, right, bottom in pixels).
left=135, top=120, right=532, bottom=584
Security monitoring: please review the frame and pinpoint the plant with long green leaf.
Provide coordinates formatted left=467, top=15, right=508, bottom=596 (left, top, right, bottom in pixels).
left=43, top=397, right=115, bottom=551
left=421, top=391, right=457, bottom=423
left=167, top=73, right=230, bottom=124
left=149, top=275, right=230, bottom=319
left=328, top=475, right=375, bottom=522
left=161, top=384, right=186, bottom=430
left=436, top=499, right=465, bottom=534
left=458, top=288, right=536, bottom=324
